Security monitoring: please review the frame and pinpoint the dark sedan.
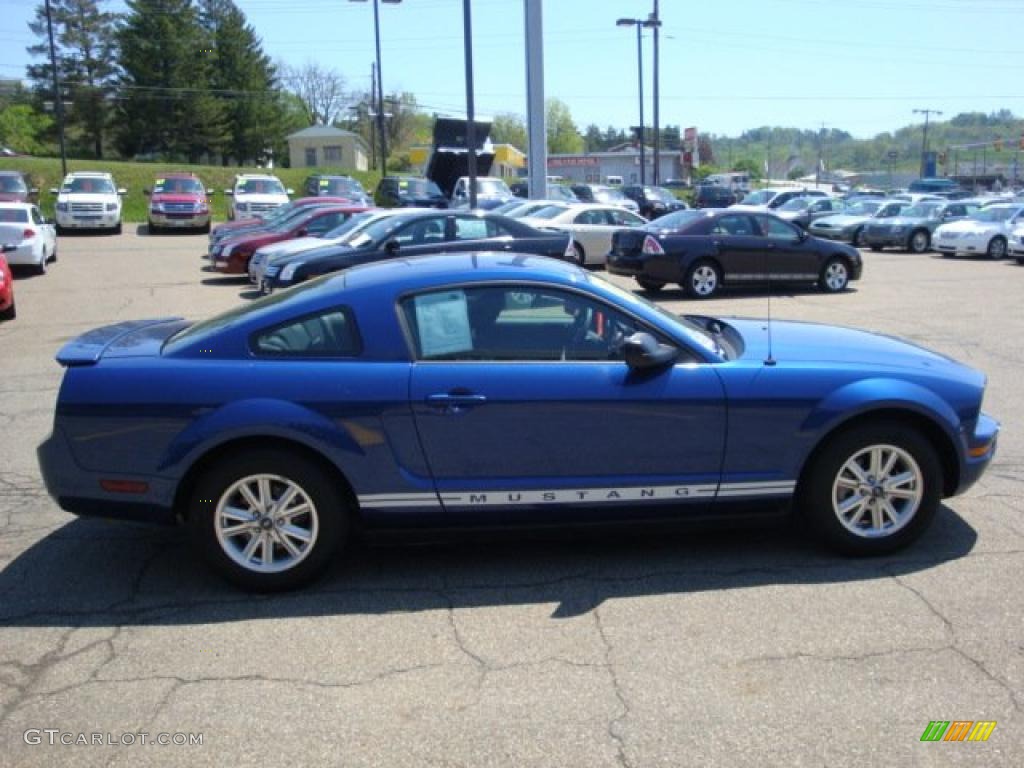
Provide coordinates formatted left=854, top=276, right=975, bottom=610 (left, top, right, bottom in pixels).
left=621, top=185, right=689, bottom=219
left=607, top=209, right=862, bottom=298
left=261, top=210, right=574, bottom=292
left=374, top=176, right=449, bottom=209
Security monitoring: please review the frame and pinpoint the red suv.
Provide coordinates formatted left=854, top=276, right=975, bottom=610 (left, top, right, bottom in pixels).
left=145, top=173, right=211, bottom=234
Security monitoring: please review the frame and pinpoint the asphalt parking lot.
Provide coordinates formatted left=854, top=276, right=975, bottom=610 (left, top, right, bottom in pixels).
left=1, top=225, right=1021, bottom=767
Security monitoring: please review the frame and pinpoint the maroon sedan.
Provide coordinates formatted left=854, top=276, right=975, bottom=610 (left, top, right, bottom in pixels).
left=211, top=205, right=367, bottom=274
left=208, top=196, right=355, bottom=243
left=0, top=171, right=36, bottom=203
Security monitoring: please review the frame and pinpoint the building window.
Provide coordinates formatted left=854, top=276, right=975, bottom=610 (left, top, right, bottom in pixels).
left=305, top=147, right=317, bottom=167
left=324, top=145, right=343, bottom=164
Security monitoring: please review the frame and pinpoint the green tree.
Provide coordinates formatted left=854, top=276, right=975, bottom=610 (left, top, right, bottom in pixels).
left=490, top=112, right=527, bottom=151
left=0, top=104, right=53, bottom=155
left=200, top=0, right=283, bottom=165
left=26, top=0, right=119, bottom=158
left=117, top=0, right=228, bottom=162
left=546, top=98, right=582, bottom=154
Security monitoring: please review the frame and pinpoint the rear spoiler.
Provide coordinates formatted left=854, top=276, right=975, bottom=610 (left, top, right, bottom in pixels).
left=56, top=318, right=186, bottom=367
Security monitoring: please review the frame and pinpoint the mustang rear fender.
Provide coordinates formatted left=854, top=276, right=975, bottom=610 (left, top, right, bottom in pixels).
left=797, top=378, right=964, bottom=496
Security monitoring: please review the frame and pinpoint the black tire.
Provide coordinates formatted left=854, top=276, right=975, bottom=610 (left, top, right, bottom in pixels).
left=987, top=236, right=1007, bottom=260
left=869, top=245, right=883, bottom=252
left=201, top=220, right=212, bottom=235
left=682, top=259, right=721, bottom=299
left=114, top=221, right=123, bottom=235
left=148, top=221, right=161, bottom=235
left=852, top=227, right=866, bottom=248
left=1017, top=257, right=1024, bottom=265
left=55, top=224, right=66, bottom=237
left=188, top=448, right=348, bottom=591
left=0, top=298, right=14, bottom=321
left=908, top=230, right=930, bottom=254
left=818, top=257, right=850, bottom=293
left=799, top=422, right=942, bottom=556
left=572, top=241, right=586, bottom=267
left=636, top=277, right=666, bottom=293
left=34, top=252, right=47, bottom=275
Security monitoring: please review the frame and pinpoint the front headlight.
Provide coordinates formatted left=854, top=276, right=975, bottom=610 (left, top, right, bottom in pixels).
left=105, top=202, right=118, bottom=212
left=221, top=245, right=234, bottom=259
left=280, top=263, right=299, bottom=281
left=56, top=202, right=68, bottom=212
left=150, top=202, right=164, bottom=213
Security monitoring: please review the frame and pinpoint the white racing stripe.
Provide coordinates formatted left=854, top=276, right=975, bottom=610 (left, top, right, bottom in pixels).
left=359, top=481, right=796, bottom=509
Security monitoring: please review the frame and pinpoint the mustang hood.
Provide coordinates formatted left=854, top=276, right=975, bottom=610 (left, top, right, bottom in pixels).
left=727, top=317, right=979, bottom=379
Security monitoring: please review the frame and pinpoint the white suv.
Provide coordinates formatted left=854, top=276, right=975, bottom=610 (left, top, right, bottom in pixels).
left=50, top=171, right=125, bottom=234
left=225, top=174, right=292, bottom=220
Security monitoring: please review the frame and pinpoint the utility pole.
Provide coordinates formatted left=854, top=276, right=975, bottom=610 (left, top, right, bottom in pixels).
left=913, top=108, right=942, bottom=178
left=816, top=122, right=826, bottom=186
left=524, top=0, right=546, bottom=200
left=650, top=0, right=660, bottom=185
left=44, top=0, right=67, bottom=177
left=462, top=0, right=477, bottom=209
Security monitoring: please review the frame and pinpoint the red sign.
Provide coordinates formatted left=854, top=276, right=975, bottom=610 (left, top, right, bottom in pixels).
left=684, top=126, right=697, bottom=143
left=547, top=156, right=600, bottom=168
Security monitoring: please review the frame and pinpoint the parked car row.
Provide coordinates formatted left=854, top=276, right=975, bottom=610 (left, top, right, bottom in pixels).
left=0, top=201, right=60, bottom=321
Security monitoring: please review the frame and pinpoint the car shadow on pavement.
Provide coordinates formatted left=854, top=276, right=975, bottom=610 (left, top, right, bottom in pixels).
left=640, top=285, right=860, bottom=301
left=0, top=505, right=977, bottom=626
left=200, top=275, right=248, bottom=286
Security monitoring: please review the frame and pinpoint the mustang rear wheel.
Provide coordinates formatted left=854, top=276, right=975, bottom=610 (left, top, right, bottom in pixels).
left=800, top=423, right=941, bottom=555
left=819, top=257, right=850, bottom=293
left=189, top=449, right=347, bottom=591
left=683, top=260, right=721, bottom=298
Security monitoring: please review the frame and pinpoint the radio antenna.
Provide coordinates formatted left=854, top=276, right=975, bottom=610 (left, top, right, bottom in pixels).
left=763, top=216, right=776, bottom=367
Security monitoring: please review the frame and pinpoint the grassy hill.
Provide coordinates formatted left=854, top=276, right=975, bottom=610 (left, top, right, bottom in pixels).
left=0, top=156, right=381, bottom=222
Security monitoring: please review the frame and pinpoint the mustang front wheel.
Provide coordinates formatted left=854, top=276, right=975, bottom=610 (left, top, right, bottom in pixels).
left=189, top=449, right=347, bottom=590
left=800, top=423, right=941, bottom=555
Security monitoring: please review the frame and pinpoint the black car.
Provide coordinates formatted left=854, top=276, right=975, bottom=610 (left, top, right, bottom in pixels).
left=303, top=174, right=373, bottom=206
left=607, top=209, right=862, bottom=298
left=621, top=185, right=689, bottom=220
left=693, top=184, right=737, bottom=209
left=262, top=210, right=573, bottom=292
left=374, top=176, right=449, bottom=209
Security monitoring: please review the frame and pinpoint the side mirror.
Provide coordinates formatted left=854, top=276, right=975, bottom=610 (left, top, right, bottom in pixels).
left=117, top=188, right=127, bottom=195
left=622, top=332, right=678, bottom=370
left=143, top=188, right=151, bottom=196
left=49, top=188, right=59, bottom=195
left=384, top=239, right=400, bottom=254
left=286, top=188, right=295, bottom=196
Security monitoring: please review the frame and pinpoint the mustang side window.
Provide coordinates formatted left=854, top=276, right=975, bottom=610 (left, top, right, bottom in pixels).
left=403, top=287, right=651, bottom=362
left=253, top=309, right=360, bottom=357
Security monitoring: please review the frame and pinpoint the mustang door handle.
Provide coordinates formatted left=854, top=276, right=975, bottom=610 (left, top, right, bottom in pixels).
left=426, top=392, right=487, bottom=413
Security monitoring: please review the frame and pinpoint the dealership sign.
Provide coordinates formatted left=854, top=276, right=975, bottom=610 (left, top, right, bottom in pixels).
left=547, top=156, right=600, bottom=168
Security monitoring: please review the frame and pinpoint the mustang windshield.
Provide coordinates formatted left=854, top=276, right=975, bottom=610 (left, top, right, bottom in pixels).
left=593, top=276, right=725, bottom=359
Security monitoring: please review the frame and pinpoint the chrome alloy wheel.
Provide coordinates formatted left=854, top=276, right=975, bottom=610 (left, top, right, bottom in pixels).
left=214, top=474, right=319, bottom=573
left=690, top=264, right=719, bottom=296
left=831, top=444, right=923, bottom=538
left=823, top=260, right=849, bottom=291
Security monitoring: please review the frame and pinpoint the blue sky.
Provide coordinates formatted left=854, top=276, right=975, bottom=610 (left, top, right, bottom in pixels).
left=1, top=0, right=1022, bottom=138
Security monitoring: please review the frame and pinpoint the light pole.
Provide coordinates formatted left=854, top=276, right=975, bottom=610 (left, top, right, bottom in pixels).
left=913, top=108, right=942, bottom=179
left=617, top=17, right=657, bottom=185
left=462, top=0, right=477, bottom=209
left=650, top=1, right=661, bottom=185
left=351, top=0, right=402, bottom=176
left=44, top=0, right=67, bottom=177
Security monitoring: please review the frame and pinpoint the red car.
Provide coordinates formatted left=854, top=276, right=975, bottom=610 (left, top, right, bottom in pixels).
left=212, top=205, right=367, bottom=274
left=0, top=248, right=15, bottom=320
left=145, top=172, right=211, bottom=233
left=209, top=196, right=354, bottom=242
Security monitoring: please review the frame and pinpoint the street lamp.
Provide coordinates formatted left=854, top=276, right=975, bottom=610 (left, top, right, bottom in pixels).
left=351, top=0, right=402, bottom=176
left=617, top=17, right=657, bottom=185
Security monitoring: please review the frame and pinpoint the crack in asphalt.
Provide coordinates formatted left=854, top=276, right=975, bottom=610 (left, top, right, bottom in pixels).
left=594, top=605, right=632, bottom=768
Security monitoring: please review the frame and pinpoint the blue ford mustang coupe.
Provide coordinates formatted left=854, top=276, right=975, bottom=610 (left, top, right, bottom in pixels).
left=38, top=253, right=998, bottom=590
